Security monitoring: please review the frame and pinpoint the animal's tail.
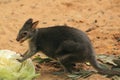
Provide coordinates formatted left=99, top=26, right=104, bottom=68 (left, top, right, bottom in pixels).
left=89, top=54, right=120, bottom=76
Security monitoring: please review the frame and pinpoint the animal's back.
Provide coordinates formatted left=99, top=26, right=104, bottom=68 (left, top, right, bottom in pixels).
left=37, top=26, right=90, bottom=43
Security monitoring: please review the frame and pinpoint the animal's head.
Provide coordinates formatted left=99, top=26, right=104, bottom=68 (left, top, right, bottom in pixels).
left=16, top=18, right=39, bottom=43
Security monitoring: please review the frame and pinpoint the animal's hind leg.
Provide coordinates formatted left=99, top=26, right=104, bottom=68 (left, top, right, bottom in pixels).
left=57, top=55, right=75, bottom=74
left=55, top=40, right=81, bottom=73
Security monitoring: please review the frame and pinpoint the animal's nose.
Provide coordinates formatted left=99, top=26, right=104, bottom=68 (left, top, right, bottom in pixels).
left=16, top=37, right=20, bottom=41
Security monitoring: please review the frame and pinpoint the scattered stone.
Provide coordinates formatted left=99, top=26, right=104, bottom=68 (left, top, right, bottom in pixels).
left=67, top=19, right=75, bottom=22
left=20, top=4, right=24, bottom=7
left=52, top=19, right=57, bottom=21
left=94, top=20, right=97, bottom=23
left=96, top=36, right=100, bottom=39
left=86, top=27, right=95, bottom=32
left=42, top=22, right=47, bottom=24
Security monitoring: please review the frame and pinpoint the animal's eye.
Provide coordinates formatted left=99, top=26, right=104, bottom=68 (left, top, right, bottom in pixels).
left=22, top=32, right=27, bottom=36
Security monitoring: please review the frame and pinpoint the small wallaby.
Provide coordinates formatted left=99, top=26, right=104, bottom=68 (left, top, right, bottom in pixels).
left=16, top=18, right=120, bottom=76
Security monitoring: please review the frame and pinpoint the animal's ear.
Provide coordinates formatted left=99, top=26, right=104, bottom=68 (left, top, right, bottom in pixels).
left=25, top=18, right=33, bottom=24
left=32, top=21, right=39, bottom=29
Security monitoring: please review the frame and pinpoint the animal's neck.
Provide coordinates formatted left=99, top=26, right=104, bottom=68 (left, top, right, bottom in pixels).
left=33, top=28, right=38, bottom=36
left=29, top=29, right=38, bottom=41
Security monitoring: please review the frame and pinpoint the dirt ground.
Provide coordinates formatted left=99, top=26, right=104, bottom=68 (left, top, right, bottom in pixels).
left=0, top=0, right=120, bottom=80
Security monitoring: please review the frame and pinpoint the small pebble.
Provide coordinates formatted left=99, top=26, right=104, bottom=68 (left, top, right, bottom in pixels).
left=42, top=22, right=47, bottom=24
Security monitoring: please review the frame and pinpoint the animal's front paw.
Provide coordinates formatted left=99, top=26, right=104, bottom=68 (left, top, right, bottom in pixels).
left=20, top=54, right=24, bottom=57
left=16, top=58, right=24, bottom=63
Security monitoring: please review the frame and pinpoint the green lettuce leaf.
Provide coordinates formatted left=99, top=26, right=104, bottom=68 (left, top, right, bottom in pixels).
left=0, top=50, right=39, bottom=80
